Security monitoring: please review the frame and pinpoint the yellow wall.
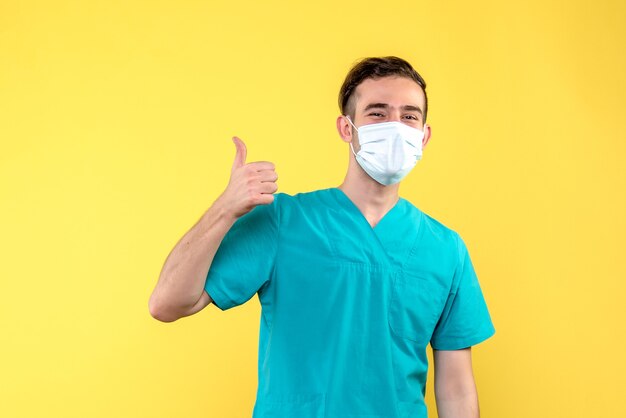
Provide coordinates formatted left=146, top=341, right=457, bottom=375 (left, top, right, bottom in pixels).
left=1, top=0, right=625, bottom=416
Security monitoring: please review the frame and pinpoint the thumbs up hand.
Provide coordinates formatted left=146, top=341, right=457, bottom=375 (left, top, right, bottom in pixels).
left=219, top=136, right=278, bottom=219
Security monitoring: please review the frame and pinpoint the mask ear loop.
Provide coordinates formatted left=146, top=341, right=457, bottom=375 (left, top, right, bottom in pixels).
left=344, top=115, right=359, bottom=157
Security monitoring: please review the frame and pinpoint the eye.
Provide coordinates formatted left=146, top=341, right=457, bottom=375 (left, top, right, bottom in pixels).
left=367, top=112, right=385, bottom=117
left=403, top=114, right=419, bottom=121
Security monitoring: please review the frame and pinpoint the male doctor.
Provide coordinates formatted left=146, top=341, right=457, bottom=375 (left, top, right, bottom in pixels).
left=149, top=56, right=495, bottom=418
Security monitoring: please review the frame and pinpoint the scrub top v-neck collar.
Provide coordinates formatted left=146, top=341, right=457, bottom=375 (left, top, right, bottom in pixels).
left=330, top=187, right=402, bottom=231
left=327, top=187, right=423, bottom=268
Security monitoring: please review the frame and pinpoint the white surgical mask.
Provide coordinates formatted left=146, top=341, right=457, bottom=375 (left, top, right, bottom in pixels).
left=346, top=116, right=425, bottom=185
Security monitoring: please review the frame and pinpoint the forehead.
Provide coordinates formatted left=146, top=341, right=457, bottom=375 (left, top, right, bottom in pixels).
left=353, top=76, right=425, bottom=111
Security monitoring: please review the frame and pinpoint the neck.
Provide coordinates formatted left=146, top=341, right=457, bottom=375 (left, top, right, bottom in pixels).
left=338, top=158, right=400, bottom=228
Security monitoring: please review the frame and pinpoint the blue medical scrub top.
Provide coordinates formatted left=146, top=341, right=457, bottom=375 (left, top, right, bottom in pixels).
left=204, top=188, right=495, bottom=418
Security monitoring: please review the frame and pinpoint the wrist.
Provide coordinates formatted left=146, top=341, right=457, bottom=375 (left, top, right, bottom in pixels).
left=211, top=194, right=239, bottom=226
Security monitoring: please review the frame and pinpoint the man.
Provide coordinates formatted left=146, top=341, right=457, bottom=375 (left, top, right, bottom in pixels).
left=149, top=56, right=495, bottom=418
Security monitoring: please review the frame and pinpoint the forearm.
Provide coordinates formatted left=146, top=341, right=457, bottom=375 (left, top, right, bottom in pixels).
left=149, top=195, right=236, bottom=321
left=435, top=390, right=479, bottom=418
left=433, top=347, right=480, bottom=418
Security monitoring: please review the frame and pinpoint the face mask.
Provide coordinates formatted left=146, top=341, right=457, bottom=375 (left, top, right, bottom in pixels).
left=346, top=116, right=425, bottom=186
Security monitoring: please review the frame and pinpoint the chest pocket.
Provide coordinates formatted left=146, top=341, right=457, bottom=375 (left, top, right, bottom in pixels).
left=388, top=270, right=447, bottom=345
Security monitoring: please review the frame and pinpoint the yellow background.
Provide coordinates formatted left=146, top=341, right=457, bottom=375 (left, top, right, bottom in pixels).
left=1, top=0, right=625, bottom=416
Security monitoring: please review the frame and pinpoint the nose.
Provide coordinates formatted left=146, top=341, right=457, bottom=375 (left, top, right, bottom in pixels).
left=388, top=110, right=402, bottom=122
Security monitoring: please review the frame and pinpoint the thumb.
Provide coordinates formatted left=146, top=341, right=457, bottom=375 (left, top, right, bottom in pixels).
left=231, top=136, right=247, bottom=171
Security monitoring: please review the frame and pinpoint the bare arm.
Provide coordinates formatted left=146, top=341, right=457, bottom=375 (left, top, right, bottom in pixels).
left=434, top=347, right=480, bottom=418
left=148, top=137, right=278, bottom=322
left=148, top=200, right=234, bottom=322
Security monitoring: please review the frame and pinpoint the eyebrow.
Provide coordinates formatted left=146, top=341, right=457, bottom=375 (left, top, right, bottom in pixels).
left=363, top=103, right=423, bottom=116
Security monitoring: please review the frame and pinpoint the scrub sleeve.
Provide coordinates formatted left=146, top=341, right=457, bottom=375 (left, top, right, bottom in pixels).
left=204, top=199, right=279, bottom=311
left=430, top=233, right=495, bottom=350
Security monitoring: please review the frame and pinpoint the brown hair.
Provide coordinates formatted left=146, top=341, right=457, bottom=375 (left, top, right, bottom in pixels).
left=339, top=56, right=428, bottom=122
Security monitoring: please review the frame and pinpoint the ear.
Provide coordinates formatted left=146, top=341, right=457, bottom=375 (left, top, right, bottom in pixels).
left=422, top=123, right=432, bottom=148
left=336, top=115, right=353, bottom=143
